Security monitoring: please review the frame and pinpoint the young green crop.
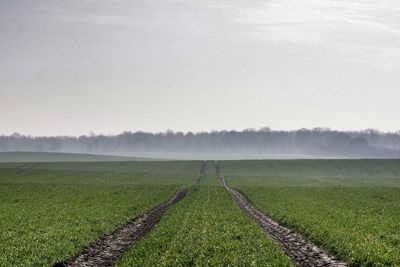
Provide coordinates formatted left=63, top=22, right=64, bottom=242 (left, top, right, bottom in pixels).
left=0, top=160, right=200, bottom=185
left=221, top=159, right=400, bottom=187
left=116, top=175, right=293, bottom=267
left=0, top=161, right=197, bottom=266
left=5, top=159, right=398, bottom=266
left=221, top=160, right=400, bottom=266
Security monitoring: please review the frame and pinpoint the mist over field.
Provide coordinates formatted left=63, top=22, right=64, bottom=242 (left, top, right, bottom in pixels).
left=1, top=128, right=400, bottom=158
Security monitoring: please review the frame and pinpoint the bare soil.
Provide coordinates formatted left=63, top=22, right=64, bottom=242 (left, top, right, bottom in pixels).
left=220, top=175, right=347, bottom=267
left=195, top=161, right=206, bottom=184
left=54, top=188, right=188, bottom=267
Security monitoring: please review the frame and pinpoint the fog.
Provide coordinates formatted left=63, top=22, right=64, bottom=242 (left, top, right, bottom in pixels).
left=1, top=128, right=400, bottom=158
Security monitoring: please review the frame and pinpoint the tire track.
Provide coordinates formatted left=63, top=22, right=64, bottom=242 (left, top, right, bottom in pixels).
left=217, top=164, right=347, bottom=266
left=54, top=188, right=188, bottom=267
left=195, top=161, right=206, bottom=185
left=214, top=160, right=220, bottom=177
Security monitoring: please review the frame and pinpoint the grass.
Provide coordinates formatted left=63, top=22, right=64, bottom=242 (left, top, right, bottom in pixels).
left=0, top=161, right=199, bottom=185
left=0, top=161, right=197, bottom=266
left=221, top=160, right=400, bottom=266
left=116, top=172, right=293, bottom=267
left=3, top=159, right=399, bottom=266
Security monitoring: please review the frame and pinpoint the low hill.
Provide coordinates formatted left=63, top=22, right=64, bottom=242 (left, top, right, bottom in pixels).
left=0, top=152, right=154, bottom=162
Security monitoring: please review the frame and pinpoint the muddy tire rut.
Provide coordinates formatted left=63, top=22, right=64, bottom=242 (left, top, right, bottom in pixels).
left=195, top=161, right=206, bottom=185
left=220, top=175, right=347, bottom=267
left=54, top=188, right=188, bottom=267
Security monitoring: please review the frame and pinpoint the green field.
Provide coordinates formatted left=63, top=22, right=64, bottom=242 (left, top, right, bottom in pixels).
left=0, top=161, right=197, bottom=266
left=117, top=173, right=292, bottom=267
left=1, top=159, right=400, bottom=266
left=221, top=160, right=400, bottom=266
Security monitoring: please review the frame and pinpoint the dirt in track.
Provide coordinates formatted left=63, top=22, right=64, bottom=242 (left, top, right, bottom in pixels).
left=195, top=161, right=206, bottom=184
left=220, top=175, right=347, bottom=267
left=54, top=188, right=188, bottom=267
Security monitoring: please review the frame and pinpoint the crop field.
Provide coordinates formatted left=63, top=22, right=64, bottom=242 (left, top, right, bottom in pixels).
left=0, top=161, right=197, bottom=266
left=2, top=159, right=400, bottom=266
left=116, top=174, right=292, bottom=267
left=221, top=160, right=400, bottom=266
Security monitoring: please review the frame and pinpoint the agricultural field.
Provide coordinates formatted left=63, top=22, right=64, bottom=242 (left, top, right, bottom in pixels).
left=2, top=158, right=400, bottom=266
left=0, top=161, right=197, bottom=266
left=221, top=160, right=400, bottom=266
left=116, top=173, right=292, bottom=267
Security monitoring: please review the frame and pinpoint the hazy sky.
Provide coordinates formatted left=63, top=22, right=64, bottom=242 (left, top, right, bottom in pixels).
left=1, top=0, right=400, bottom=136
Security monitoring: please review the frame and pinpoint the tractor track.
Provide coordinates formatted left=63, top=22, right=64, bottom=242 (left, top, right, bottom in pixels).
left=54, top=187, right=188, bottom=267
left=195, top=161, right=206, bottom=185
left=219, top=174, right=347, bottom=267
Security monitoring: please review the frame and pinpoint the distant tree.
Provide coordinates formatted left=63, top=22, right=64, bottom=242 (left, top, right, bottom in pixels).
left=0, top=129, right=399, bottom=158
left=350, top=137, right=369, bottom=149
left=259, top=127, right=271, bottom=132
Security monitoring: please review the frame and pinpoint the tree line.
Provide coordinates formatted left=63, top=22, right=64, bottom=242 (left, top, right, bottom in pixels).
left=1, top=128, right=400, bottom=158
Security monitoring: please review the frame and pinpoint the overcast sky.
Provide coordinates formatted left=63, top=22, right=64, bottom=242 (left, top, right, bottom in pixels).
left=1, top=0, right=400, bottom=136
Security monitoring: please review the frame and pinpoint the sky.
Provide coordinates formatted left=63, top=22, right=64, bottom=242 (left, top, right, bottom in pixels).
left=1, top=0, right=400, bottom=136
